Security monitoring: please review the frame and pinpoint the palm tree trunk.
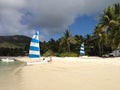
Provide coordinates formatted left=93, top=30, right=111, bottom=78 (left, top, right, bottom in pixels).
left=101, top=43, right=104, bottom=56
left=68, top=41, right=70, bottom=52
left=98, top=42, right=101, bottom=56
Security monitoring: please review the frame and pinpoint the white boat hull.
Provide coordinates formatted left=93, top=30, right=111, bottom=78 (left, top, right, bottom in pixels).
left=1, top=58, right=15, bottom=62
left=27, top=61, right=48, bottom=65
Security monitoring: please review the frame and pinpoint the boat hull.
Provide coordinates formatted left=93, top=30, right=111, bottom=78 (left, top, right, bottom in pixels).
left=27, top=61, right=48, bottom=65
left=1, top=58, right=15, bottom=62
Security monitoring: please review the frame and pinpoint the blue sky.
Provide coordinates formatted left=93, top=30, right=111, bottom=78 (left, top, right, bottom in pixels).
left=47, top=14, right=99, bottom=41
left=69, top=14, right=99, bottom=36
left=0, top=0, right=119, bottom=41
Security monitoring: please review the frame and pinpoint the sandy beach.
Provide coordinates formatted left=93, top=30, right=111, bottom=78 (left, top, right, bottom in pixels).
left=12, top=56, right=120, bottom=90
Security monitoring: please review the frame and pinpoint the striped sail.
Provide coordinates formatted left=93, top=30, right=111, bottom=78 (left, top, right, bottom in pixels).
left=80, top=43, right=85, bottom=55
left=29, top=31, right=40, bottom=58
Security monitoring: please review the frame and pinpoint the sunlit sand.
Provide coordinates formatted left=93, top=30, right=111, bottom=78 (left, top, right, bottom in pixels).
left=13, top=56, right=120, bottom=90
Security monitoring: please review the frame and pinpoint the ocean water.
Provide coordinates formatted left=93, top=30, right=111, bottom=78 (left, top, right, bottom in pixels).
left=0, top=60, right=26, bottom=90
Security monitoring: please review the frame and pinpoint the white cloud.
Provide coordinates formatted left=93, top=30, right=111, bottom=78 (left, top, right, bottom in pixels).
left=0, top=0, right=119, bottom=40
left=0, top=0, right=28, bottom=35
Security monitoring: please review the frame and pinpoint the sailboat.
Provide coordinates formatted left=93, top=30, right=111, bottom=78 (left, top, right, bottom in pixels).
left=27, top=31, right=44, bottom=65
left=80, top=43, right=85, bottom=56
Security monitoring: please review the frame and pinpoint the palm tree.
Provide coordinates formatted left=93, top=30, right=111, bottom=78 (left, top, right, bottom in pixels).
left=48, top=38, right=59, bottom=52
left=94, top=25, right=107, bottom=56
left=95, top=3, right=120, bottom=50
left=72, top=35, right=83, bottom=52
left=97, top=4, right=118, bottom=31
left=60, top=29, right=76, bottom=52
left=84, top=34, right=97, bottom=56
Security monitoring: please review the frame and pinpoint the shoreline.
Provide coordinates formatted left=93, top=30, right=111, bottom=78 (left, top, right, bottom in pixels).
left=13, top=56, right=120, bottom=65
left=1, top=56, right=120, bottom=62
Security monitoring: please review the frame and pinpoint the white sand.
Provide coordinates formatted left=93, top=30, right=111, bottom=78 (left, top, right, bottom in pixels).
left=16, top=56, right=120, bottom=90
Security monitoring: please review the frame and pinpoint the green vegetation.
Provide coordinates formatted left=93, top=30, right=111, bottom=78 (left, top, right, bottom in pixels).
left=59, top=30, right=77, bottom=52
left=0, top=35, right=30, bottom=56
left=93, top=3, right=120, bottom=56
left=0, top=3, right=119, bottom=57
left=58, top=52, right=78, bottom=57
left=0, top=42, right=20, bottom=48
left=42, top=49, right=54, bottom=56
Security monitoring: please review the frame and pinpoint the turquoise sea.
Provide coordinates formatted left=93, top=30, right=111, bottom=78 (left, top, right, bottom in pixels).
left=0, top=60, right=25, bottom=90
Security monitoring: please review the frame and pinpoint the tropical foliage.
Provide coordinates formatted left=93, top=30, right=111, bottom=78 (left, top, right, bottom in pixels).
left=59, top=30, right=78, bottom=52
left=94, top=3, right=120, bottom=51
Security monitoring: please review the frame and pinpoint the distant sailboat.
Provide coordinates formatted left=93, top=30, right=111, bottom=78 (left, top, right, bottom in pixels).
left=80, top=43, right=85, bottom=56
left=27, top=31, right=42, bottom=65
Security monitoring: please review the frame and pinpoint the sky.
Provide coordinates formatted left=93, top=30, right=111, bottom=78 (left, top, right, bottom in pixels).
left=0, top=0, right=119, bottom=41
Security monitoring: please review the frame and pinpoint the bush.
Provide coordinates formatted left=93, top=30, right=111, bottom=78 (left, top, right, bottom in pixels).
left=58, top=52, right=78, bottom=57
left=42, top=49, right=54, bottom=56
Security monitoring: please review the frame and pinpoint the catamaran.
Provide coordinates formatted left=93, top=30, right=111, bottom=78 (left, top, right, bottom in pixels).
left=80, top=43, right=85, bottom=56
left=27, top=31, right=47, bottom=65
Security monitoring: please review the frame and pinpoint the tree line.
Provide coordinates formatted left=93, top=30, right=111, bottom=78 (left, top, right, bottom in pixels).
left=0, top=47, right=25, bottom=56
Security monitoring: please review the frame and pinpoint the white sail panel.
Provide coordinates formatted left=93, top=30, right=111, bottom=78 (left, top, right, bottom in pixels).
left=30, top=42, right=39, bottom=47
left=29, top=50, right=40, bottom=55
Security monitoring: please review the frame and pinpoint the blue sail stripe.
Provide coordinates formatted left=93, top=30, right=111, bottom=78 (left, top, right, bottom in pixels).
left=29, top=54, right=40, bottom=58
left=29, top=46, right=39, bottom=51
left=31, top=38, right=39, bottom=43
left=81, top=46, right=84, bottom=48
left=80, top=43, right=85, bottom=55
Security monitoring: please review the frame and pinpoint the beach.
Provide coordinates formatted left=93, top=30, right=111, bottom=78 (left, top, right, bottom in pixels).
left=13, top=56, right=120, bottom=90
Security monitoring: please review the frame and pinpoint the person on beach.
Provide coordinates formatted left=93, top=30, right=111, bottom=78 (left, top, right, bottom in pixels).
left=42, top=56, right=52, bottom=63
left=48, top=55, right=52, bottom=64
left=42, top=57, right=48, bottom=63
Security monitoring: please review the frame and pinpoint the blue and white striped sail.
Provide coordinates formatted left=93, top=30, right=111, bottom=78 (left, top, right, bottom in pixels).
left=80, top=43, right=85, bottom=55
left=29, top=31, right=40, bottom=58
